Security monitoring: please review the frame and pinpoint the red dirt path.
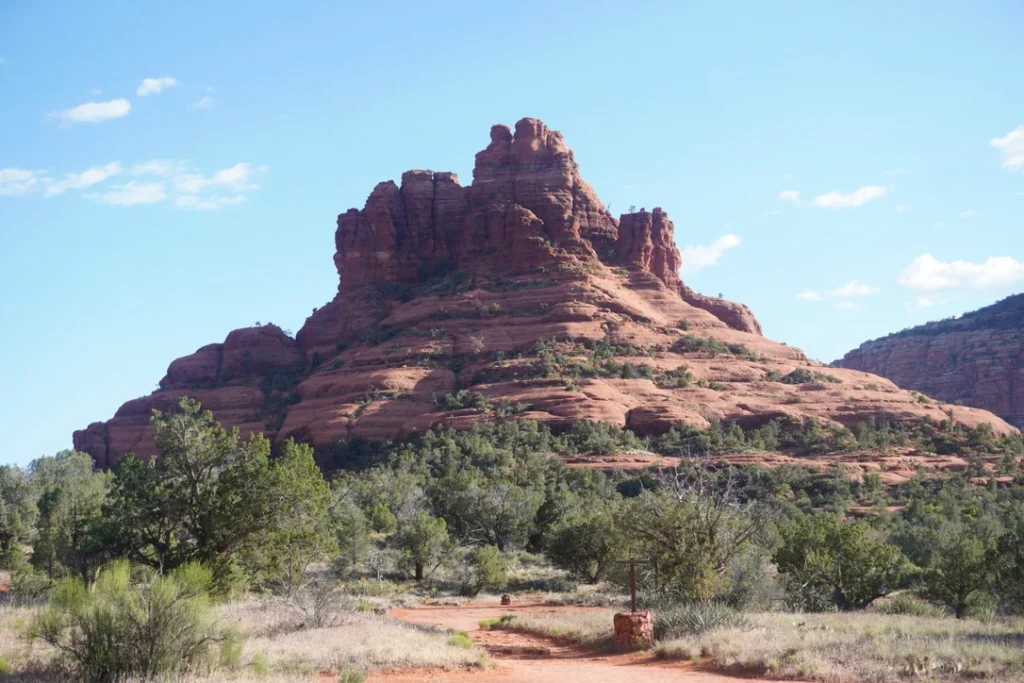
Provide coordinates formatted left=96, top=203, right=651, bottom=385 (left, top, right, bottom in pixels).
left=370, top=600, right=771, bottom=683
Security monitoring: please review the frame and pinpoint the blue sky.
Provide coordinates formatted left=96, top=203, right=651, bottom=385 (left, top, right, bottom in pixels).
left=1, top=1, right=1022, bottom=465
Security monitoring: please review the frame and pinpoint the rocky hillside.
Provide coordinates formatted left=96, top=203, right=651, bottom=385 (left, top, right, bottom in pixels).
left=74, top=118, right=1015, bottom=468
left=838, top=294, right=1024, bottom=430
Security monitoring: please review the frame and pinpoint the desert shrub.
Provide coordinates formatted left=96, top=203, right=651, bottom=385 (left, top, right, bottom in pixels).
left=545, top=499, right=622, bottom=583
left=779, top=368, right=842, bottom=384
left=461, top=545, right=509, bottom=596
left=672, top=335, right=755, bottom=360
left=285, top=578, right=347, bottom=628
left=447, top=630, right=474, bottom=648
left=30, top=560, right=238, bottom=682
left=870, top=592, right=946, bottom=618
left=657, top=365, right=694, bottom=388
left=438, top=390, right=490, bottom=411
left=652, top=600, right=749, bottom=639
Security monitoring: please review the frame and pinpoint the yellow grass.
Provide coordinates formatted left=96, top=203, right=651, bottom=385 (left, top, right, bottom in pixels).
left=0, top=596, right=485, bottom=682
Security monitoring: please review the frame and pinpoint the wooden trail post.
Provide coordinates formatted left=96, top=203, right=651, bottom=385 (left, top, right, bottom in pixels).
left=614, top=558, right=653, bottom=650
left=626, top=557, right=649, bottom=612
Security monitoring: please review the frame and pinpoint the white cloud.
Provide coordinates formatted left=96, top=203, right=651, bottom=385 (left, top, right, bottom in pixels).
left=834, top=301, right=857, bottom=310
left=0, top=168, right=45, bottom=196
left=990, top=125, right=1024, bottom=170
left=782, top=173, right=793, bottom=182
left=898, top=253, right=1024, bottom=291
left=174, top=162, right=258, bottom=194
left=959, top=209, right=978, bottom=219
left=778, top=190, right=800, bottom=203
left=190, top=96, right=216, bottom=109
left=136, top=77, right=178, bottom=96
left=175, top=194, right=246, bottom=211
left=205, top=86, right=216, bottom=92
left=624, top=183, right=642, bottom=190
left=934, top=222, right=948, bottom=229
left=3, top=159, right=262, bottom=208
left=131, top=160, right=186, bottom=176
left=89, top=88, right=102, bottom=95
left=826, top=280, right=880, bottom=297
left=811, top=185, right=887, bottom=209
left=47, top=98, right=131, bottom=124
left=85, top=182, right=167, bottom=206
left=680, top=234, right=742, bottom=274
left=44, top=162, right=122, bottom=197
left=882, top=168, right=911, bottom=176
left=797, top=280, right=879, bottom=303
left=896, top=204, right=911, bottom=213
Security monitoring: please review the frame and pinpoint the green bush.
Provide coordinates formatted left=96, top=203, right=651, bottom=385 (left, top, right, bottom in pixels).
left=461, top=545, right=509, bottom=596
left=870, top=592, right=946, bottom=618
left=30, top=560, right=238, bottom=683
left=652, top=601, right=749, bottom=639
left=779, top=368, right=842, bottom=384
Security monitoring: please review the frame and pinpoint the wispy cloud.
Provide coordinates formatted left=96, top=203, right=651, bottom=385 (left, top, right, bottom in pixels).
left=47, top=98, right=131, bottom=125
left=85, top=182, right=168, bottom=206
left=882, top=168, right=911, bottom=176
left=136, top=77, right=178, bottom=96
left=130, top=160, right=186, bottom=176
left=190, top=96, right=216, bottom=109
left=812, top=185, right=887, bottom=209
left=834, top=301, right=857, bottom=310
left=934, top=222, right=948, bottom=229
left=175, top=194, right=246, bottom=211
left=797, top=280, right=880, bottom=302
left=0, top=57, right=5, bottom=66
left=680, top=234, right=742, bottom=274
left=174, top=162, right=258, bottom=194
left=990, top=125, right=1024, bottom=171
left=0, top=168, right=45, bottom=196
left=778, top=190, right=800, bottom=203
left=4, top=159, right=263, bottom=209
left=896, top=204, right=911, bottom=213
left=959, top=209, right=978, bottom=219
left=44, top=162, right=122, bottom=196
left=827, top=280, right=880, bottom=297
left=898, top=253, right=1024, bottom=291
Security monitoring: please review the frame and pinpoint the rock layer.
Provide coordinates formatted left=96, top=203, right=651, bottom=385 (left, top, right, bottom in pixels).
left=73, top=119, right=1016, bottom=466
left=839, top=294, right=1024, bottom=430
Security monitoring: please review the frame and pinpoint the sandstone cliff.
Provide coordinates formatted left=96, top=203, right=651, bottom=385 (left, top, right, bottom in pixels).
left=838, top=294, right=1024, bottom=430
left=74, top=118, right=1016, bottom=467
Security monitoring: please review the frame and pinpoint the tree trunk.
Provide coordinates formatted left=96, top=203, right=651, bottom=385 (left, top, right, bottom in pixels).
left=415, top=563, right=424, bottom=581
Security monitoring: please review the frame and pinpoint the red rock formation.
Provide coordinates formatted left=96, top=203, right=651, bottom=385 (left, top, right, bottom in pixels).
left=74, top=118, right=1017, bottom=467
left=839, top=294, right=1024, bottom=430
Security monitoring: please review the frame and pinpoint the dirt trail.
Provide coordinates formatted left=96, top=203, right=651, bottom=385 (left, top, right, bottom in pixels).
left=372, top=600, right=766, bottom=683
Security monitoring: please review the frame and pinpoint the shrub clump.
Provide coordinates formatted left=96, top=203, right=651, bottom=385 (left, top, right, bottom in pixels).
left=652, top=601, right=749, bottom=639
left=779, top=368, right=842, bottom=385
left=30, top=560, right=239, bottom=683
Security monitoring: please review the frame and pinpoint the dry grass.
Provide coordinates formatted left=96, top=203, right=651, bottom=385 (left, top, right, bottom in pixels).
left=501, top=608, right=617, bottom=649
left=498, top=604, right=1024, bottom=682
left=221, top=597, right=486, bottom=677
left=654, top=612, right=1024, bottom=682
left=0, top=596, right=485, bottom=682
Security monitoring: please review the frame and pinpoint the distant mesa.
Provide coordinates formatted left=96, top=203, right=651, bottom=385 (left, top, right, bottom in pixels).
left=74, top=118, right=1016, bottom=467
left=838, top=293, right=1024, bottom=431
